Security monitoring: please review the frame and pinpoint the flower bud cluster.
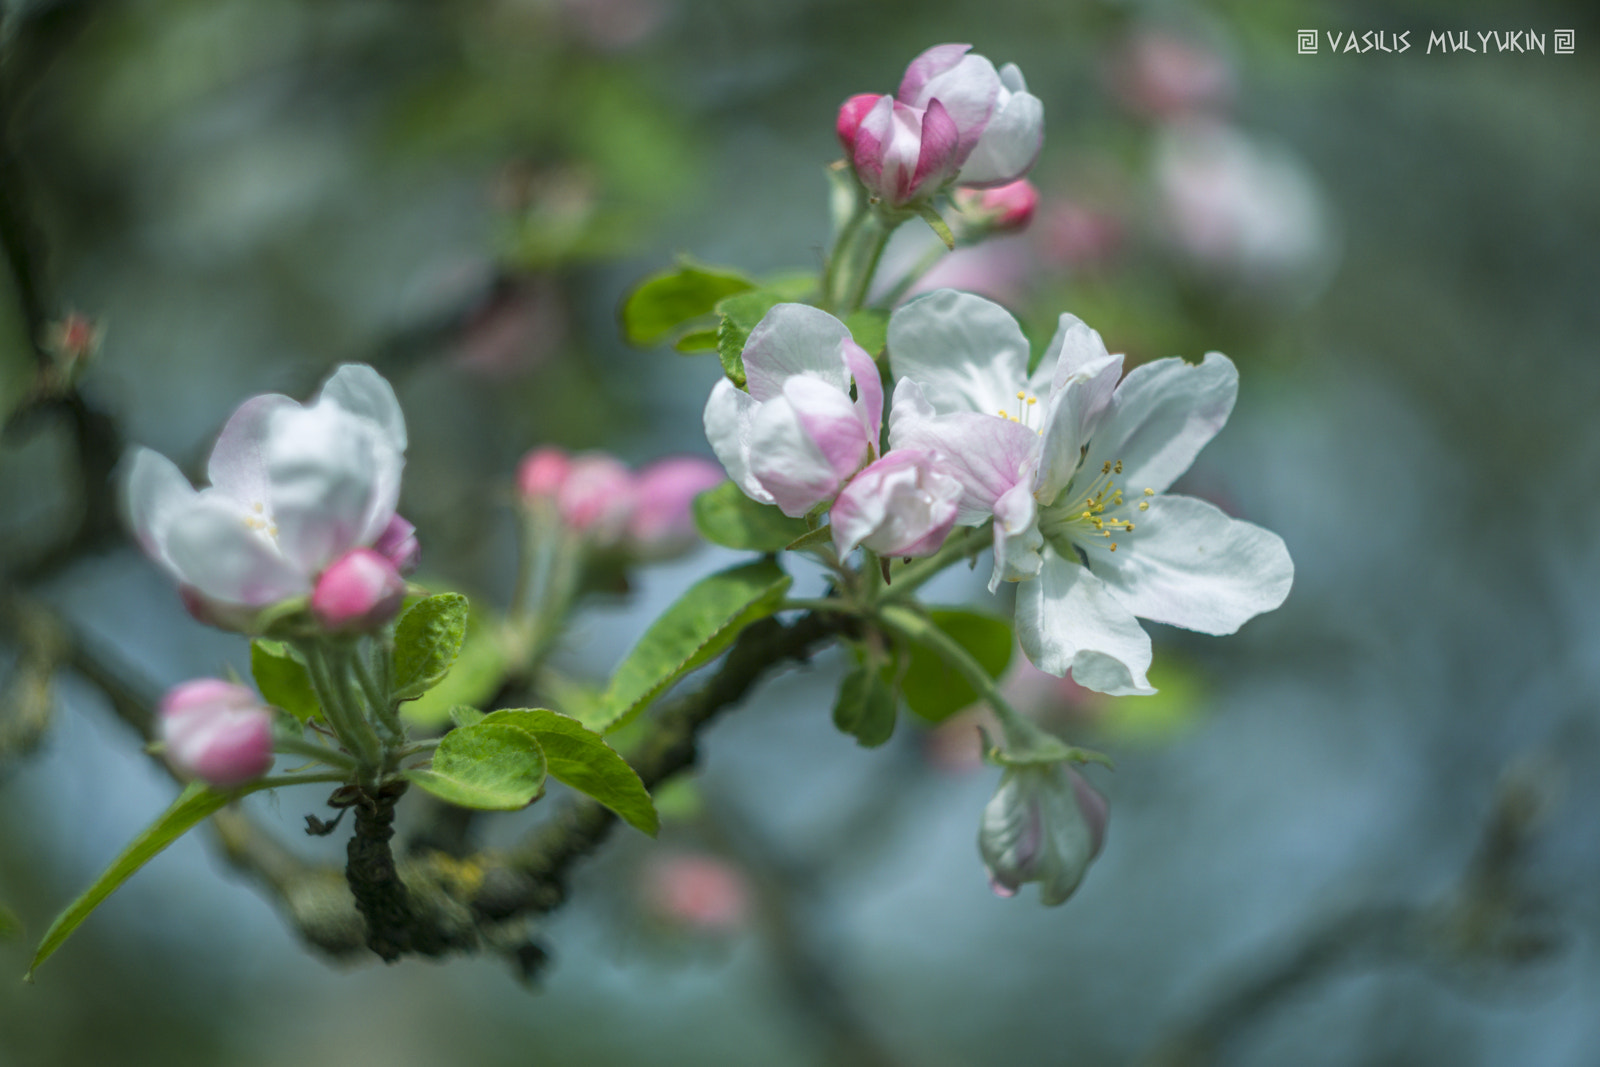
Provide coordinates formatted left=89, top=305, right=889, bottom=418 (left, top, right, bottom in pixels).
left=517, top=446, right=724, bottom=560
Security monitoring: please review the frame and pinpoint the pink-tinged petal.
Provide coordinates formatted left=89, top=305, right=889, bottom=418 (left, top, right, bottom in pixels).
left=1015, top=548, right=1155, bottom=696
left=517, top=447, right=572, bottom=501
left=1084, top=351, right=1238, bottom=496
left=1035, top=348, right=1123, bottom=505
left=1083, top=494, right=1292, bottom=635
left=316, top=363, right=408, bottom=453
left=908, top=97, right=962, bottom=200
left=703, top=378, right=774, bottom=506
left=902, top=50, right=1000, bottom=159
left=747, top=389, right=861, bottom=517
left=162, top=496, right=308, bottom=610
left=990, top=479, right=1042, bottom=591
left=891, top=409, right=1040, bottom=523
left=958, top=84, right=1044, bottom=187
left=850, top=94, right=896, bottom=197
left=205, top=393, right=296, bottom=507
left=952, top=179, right=1039, bottom=233
left=836, top=93, right=881, bottom=153
left=373, top=514, right=421, bottom=574
left=831, top=449, right=960, bottom=558
left=1042, top=312, right=1115, bottom=390
left=123, top=447, right=198, bottom=570
left=899, top=43, right=973, bottom=103
left=160, top=679, right=273, bottom=787
left=887, top=289, right=1033, bottom=417
left=558, top=453, right=635, bottom=541
left=784, top=376, right=872, bottom=483
left=265, top=406, right=386, bottom=575
left=878, top=100, right=930, bottom=206
left=742, top=304, right=854, bottom=401
left=839, top=338, right=884, bottom=440
left=312, top=548, right=407, bottom=632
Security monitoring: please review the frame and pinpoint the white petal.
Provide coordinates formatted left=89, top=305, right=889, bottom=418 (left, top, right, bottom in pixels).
left=265, top=406, right=385, bottom=574
left=162, top=496, right=307, bottom=607
left=123, top=447, right=198, bottom=569
left=317, top=363, right=407, bottom=453
left=1084, top=494, right=1293, bottom=635
left=957, top=89, right=1044, bottom=187
left=1043, top=313, right=1113, bottom=391
left=703, top=379, right=774, bottom=506
left=1015, top=549, right=1155, bottom=696
left=747, top=393, right=849, bottom=517
left=890, top=408, right=1039, bottom=523
left=902, top=52, right=1000, bottom=156
left=742, top=304, right=853, bottom=402
left=1035, top=350, right=1123, bottom=506
left=887, top=289, right=1032, bottom=417
left=1085, top=351, right=1238, bottom=495
left=998, top=62, right=1028, bottom=94
left=990, top=480, right=1043, bottom=591
left=206, top=393, right=297, bottom=507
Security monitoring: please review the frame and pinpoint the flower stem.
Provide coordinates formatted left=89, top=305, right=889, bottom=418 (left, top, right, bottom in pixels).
left=842, top=214, right=894, bottom=313
left=881, top=524, right=991, bottom=600
left=299, top=642, right=382, bottom=780
left=272, top=734, right=360, bottom=773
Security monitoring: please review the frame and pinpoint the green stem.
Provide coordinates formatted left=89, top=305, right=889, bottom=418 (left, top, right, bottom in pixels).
left=349, top=642, right=400, bottom=741
left=781, top=598, right=859, bottom=614
left=877, top=603, right=1021, bottom=725
left=299, top=643, right=381, bottom=777
left=882, top=524, right=991, bottom=600
left=272, top=734, right=360, bottom=773
left=822, top=202, right=867, bottom=310
left=842, top=214, right=894, bottom=313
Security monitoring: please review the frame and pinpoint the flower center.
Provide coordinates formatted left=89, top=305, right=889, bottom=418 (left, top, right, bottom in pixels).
left=996, top=390, right=1043, bottom=435
left=242, top=500, right=280, bottom=541
left=1039, top=459, right=1156, bottom=555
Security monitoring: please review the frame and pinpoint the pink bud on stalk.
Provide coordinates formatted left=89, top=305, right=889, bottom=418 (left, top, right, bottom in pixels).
left=517, top=446, right=573, bottom=502
left=952, top=179, right=1039, bottom=234
left=557, top=453, right=635, bottom=543
left=627, top=457, right=725, bottom=559
left=159, top=679, right=274, bottom=787
left=831, top=450, right=962, bottom=558
left=311, top=548, right=406, bottom=631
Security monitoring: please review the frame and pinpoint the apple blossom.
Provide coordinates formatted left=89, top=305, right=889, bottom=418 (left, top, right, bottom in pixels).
left=626, top=456, right=725, bottom=559
left=897, top=44, right=1043, bottom=188
left=979, top=762, right=1107, bottom=905
left=840, top=93, right=963, bottom=209
left=124, top=364, right=408, bottom=632
left=888, top=289, right=1292, bottom=695
left=831, top=450, right=962, bottom=559
left=703, top=303, right=883, bottom=517
left=311, top=548, right=407, bottom=632
left=159, top=679, right=274, bottom=787
left=952, top=179, right=1039, bottom=235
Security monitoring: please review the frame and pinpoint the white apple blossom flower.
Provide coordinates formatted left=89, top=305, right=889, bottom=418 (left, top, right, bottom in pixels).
left=123, top=364, right=407, bottom=631
left=703, top=304, right=883, bottom=518
left=887, top=290, right=1292, bottom=695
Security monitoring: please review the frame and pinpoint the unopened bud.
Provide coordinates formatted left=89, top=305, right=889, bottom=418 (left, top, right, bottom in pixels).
left=643, top=853, right=750, bottom=933
left=311, top=548, right=406, bottom=632
left=517, top=447, right=573, bottom=502
left=373, top=514, right=421, bottom=575
left=953, top=179, right=1039, bottom=234
left=979, top=763, right=1107, bottom=906
left=627, top=457, right=724, bottom=559
left=159, top=679, right=274, bottom=787
left=557, top=453, right=634, bottom=542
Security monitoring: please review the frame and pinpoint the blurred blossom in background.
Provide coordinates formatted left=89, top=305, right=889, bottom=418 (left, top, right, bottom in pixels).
left=2, top=0, right=1599, bottom=1065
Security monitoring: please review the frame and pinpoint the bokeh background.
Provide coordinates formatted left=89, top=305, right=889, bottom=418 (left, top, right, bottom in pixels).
left=3, top=0, right=1600, bottom=1063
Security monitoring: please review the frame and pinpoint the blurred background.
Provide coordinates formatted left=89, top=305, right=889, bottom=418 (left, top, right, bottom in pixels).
left=2, top=0, right=1599, bottom=1063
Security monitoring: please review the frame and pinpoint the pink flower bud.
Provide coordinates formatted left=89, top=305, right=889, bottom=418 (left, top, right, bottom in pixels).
left=517, top=446, right=573, bottom=502
left=160, top=679, right=274, bottom=787
left=627, top=456, right=724, bottom=559
left=557, top=453, right=634, bottom=542
left=643, top=853, right=750, bottom=933
left=831, top=450, right=962, bottom=558
left=311, top=548, right=407, bottom=632
left=850, top=95, right=963, bottom=208
left=836, top=93, right=882, bottom=154
left=373, top=514, right=420, bottom=575
left=953, top=179, right=1039, bottom=234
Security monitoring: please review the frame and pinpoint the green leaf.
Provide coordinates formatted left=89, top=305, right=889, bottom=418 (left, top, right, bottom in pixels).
left=481, top=709, right=658, bottom=835
left=404, top=722, right=546, bottom=811
left=27, top=779, right=278, bottom=980
left=392, top=593, right=470, bottom=702
left=400, top=604, right=507, bottom=727
left=899, top=609, right=1014, bottom=724
left=713, top=289, right=784, bottom=388
left=448, top=705, right=485, bottom=729
left=832, top=659, right=897, bottom=747
left=842, top=309, right=888, bottom=357
left=250, top=641, right=319, bottom=723
left=917, top=203, right=956, bottom=250
left=598, top=559, right=792, bottom=732
left=621, top=260, right=755, bottom=347
left=692, top=480, right=810, bottom=552
left=673, top=327, right=719, bottom=353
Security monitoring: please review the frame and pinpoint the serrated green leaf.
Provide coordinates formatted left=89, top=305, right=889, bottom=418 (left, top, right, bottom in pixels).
left=27, top=778, right=282, bottom=980
left=598, top=559, right=792, bottom=732
left=622, top=261, right=755, bottom=347
left=250, top=641, right=319, bottom=723
left=448, top=705, right=485, bottom=729
left=481, top=709, right=657, bottom=835
left=400, top=604, right=507, bottom=727
left=404, top=722, right=546, bottom=810
left=832, top=659, right=897, bottom=747
left=692, top=480, right=810, bottom=552
left=842, top=309, right=888, bottom=357
left=392, top=594, right=469, bottom=702
left=673, top=327, right=719, bottom=353
left=899, top=609, right=1014, bottom=723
